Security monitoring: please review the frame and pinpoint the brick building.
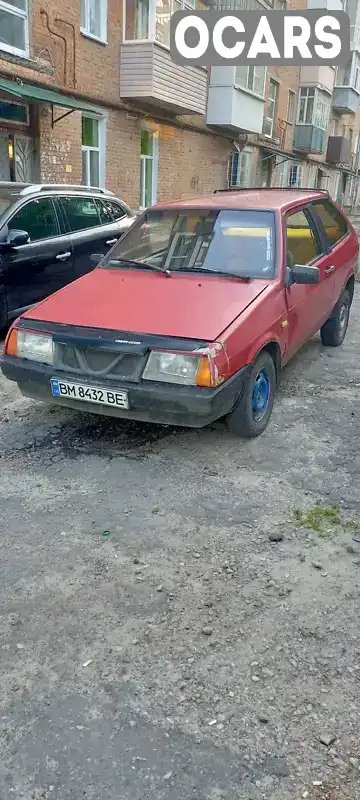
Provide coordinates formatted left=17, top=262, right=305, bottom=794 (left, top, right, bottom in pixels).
left=0, top=0, right=359, bottom=208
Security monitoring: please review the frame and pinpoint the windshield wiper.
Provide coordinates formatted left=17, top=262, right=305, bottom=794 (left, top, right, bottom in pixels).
left=106, top=258, right=171, bottom=276
left=174, top=267, right=252, bottom=281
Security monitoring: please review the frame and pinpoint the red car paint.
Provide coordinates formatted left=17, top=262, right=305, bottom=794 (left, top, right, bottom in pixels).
left=23, top=267, right=270, bottom=342
left=17, top=188, right=357, bottom=379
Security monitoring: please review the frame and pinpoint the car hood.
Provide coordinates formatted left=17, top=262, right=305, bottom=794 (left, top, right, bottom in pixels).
left=23, top=267, right=269, bottom=341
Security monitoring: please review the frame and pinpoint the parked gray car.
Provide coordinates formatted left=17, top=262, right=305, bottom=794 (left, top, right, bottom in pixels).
left=0, top=182, right=135, bottom=329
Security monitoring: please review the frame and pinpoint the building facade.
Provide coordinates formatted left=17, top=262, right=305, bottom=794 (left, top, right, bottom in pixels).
left=0, top=0, right=359, bottom=209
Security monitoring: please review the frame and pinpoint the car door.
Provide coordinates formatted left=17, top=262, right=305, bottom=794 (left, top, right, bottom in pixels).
left=309, top=198, right=357, bottom=303
left=284, top=205, right=336, bottom=360
left=0, top=196, right=74, bottom=316
left=58, top=195, right=132, bottom=281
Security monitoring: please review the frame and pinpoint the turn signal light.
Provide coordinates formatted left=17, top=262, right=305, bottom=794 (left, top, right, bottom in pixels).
left=196, top=356, right=213, bottom=387
left=5, top=327, right=17, bottom=356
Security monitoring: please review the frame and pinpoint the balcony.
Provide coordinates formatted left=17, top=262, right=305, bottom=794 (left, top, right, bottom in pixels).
left=206, top=67, right=265, bottom=134
left=326, top=136, right=351, bottom=165
left=119, top=0, right=207, bottom=115
left=293, top=125, right=326, bottom=154
left=299, top=65, right=335, bottom=95
left=332, top=86, right=360, bottom=114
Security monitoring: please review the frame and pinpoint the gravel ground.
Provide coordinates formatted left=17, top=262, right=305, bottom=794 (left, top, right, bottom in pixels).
left=1, top=292, right=360, bottom=800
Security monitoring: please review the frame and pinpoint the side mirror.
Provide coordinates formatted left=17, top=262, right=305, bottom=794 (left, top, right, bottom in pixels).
left=286, top=264, right=320, bottom=287
left=90, top=253, right=105, bottom=264
left=7, top=229, right=29, bottom=247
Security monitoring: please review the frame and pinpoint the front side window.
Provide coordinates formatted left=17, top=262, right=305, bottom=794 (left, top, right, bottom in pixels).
left=262, top=79, right=278, bottom=138
left=9, top=198, right=59, bottom=242
left=235, top=65, right=266, bottom=98
left=60, top=197, right=101, bottom=233
left=80, top=0, right=107, bottom=41
left=312, top=199, right=348, bottom=247
left=286, top=208, right=322, bottom=266
left=140, top=130, right=158, bottom=208
left=101, top=208, right=276, bottom=280
left=82, top=115, right=104, bottom=188
left=0, top=0, right=28, bottom=57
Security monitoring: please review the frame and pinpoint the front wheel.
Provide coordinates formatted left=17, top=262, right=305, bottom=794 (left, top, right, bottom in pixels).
left=226, top=351, right=276, bottom=438
left=320, top=288, right=350, bottom=347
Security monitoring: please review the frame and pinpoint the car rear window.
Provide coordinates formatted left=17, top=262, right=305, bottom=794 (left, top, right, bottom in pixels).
left=312, top=199, right=348, bottom=247
left=96, top=199, right=126, bottom=224
left=104, top=208, right=276, bottom=279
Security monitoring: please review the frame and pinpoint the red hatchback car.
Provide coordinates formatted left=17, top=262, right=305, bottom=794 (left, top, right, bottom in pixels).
left=1, top=188, right=358, bottom=438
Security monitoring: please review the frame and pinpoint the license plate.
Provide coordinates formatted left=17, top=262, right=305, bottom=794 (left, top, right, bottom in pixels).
left=50, top=378, right=129, bottom=409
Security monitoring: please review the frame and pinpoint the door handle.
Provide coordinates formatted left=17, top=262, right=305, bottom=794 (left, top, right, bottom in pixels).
left=106, top=238, right=118, bottom=246
left=325, top=265, right=335, bottom=274
left=56, top=251, right=71, bottom=261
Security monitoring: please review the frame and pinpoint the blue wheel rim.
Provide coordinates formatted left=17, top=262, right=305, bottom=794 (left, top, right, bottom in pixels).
left=251, top=368, right=270, bottom=422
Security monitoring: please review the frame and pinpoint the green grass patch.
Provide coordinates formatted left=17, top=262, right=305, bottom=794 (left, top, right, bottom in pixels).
left=293, top=505, right=340, bottom=532
left=345, top=544, right=358, bottom=555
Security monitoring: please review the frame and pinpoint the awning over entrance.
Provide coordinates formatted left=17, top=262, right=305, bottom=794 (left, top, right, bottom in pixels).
left=0, top=77, right=98, bottom=126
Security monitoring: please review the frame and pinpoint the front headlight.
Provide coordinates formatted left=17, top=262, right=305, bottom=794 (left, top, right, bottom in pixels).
left=143, top=351, right=204, bottom=385
left=17, top=330, right=54, bottom=365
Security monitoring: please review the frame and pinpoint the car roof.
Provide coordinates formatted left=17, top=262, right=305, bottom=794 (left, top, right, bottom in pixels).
left=0, top=182, right=124, bottom=202
left=151, top=189, right=329, bottom=214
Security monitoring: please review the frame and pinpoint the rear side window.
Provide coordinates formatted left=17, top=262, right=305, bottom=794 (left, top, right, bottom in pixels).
left=286, top=208, right=322, bottom=266
left=9, top=198, right=59, bottom=242
left=312, top=199, right=348, bottom=247
left=60, top=197, right=101, bottom=232
left=96, top=199, right=126, bottom=224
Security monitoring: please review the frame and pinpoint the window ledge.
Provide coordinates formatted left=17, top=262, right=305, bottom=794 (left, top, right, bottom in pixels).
left=0, top=46, right=54, bottom=75
left=80, top=29, right=108, bottom=46
left=233, top=83, right=265, bottom=101
left=0, top=43, right=28, bottom=60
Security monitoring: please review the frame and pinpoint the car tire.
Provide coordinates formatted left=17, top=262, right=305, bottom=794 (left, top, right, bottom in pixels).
left=320, top=288, right=350, bottom=348
left=226, top=351, right=276, bottom=438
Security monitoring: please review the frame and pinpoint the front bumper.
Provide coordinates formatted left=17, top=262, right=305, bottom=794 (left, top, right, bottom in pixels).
left=0, top=355, right=248, bottom=428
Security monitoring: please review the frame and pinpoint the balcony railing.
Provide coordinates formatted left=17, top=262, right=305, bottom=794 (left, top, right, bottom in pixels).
left=293, top=125, right=326, bottom=154
left=206, top=66, right=266, bottom=133
left=332, top=85, right=360, bottom=114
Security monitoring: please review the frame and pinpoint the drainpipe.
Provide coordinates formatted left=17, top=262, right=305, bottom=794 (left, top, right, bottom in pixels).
left=350, top=133, right=360, bottom=212
left=54, top=18, right=76, bottom=88
left=40, top=10, right=68, bottom=86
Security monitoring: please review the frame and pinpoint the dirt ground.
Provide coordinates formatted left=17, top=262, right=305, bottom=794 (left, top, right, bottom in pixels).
left=1, top=292, right=360, bottom=800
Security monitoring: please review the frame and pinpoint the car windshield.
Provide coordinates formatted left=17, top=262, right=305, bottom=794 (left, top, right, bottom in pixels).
left=0, top=196, right=12, bottom=217
left=101, top=208, right=276, bottom=279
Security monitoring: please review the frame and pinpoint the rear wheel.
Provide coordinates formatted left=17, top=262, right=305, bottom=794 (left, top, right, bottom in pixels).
left=226, top=351, right=276, bottom=438
left=320, top=288, right=350, bottom=347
